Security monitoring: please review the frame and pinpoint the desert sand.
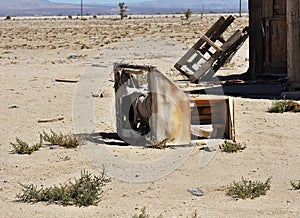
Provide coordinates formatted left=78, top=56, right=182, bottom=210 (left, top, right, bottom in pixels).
left=0, top=14, right=299, bottom=217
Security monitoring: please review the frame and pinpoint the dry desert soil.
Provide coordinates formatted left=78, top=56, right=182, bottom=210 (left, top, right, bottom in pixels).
left=0, top=14, right=299, bottom=217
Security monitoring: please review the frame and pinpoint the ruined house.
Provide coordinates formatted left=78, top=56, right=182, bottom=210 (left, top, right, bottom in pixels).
left=248, top=0, right=300, bottom=89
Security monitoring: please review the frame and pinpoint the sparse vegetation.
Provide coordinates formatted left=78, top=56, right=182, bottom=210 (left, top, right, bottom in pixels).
left=42, top=130, right=80, bottom=148
left=191, top=210, right=199, bottom=218
left=148, top=138, right=174, bottom=149
left=267, top=100, right=300, bottom=113
left=132, top=207, right=150, bottom=218
left=290, top=180, right=300, bottom=190
left=16, top=170, right=111, bottom=207
left=5, top=16, right=11, bottom=20
left=219, top=140, right=246, bottom=153
left=200, top=7, right=204, bottom=19
left=10, top=135, right=42, bottom=155
left=10, top=130, right=80, bottom=154
left=119, top=2, right=128, bottom=20
left=226, top=177, right=271, bottom=200
left=184, top=9, right=192, bottom=20
left=67, top=15, right=72, bottom=19
left=132, top=207, right=163, bottom=218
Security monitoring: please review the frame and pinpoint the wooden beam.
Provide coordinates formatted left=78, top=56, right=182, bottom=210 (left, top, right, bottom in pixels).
left=202, top=35, right=223, bottom=51
left=287, top=0, right=300, bottom=89
left=248, top=0, right=263, bottom=79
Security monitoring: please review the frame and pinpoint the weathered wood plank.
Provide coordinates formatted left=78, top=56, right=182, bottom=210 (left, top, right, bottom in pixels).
left=200, top=15, right=235, bottom=54
left=287, top=0, right=300, bottom=89
left=270, top=18, right=287, bottom=63
left=249, top=0, right=263, bottom=79
left=263, top=0, right=273, bottom=18
left=274, top=0, right=286, bottom=16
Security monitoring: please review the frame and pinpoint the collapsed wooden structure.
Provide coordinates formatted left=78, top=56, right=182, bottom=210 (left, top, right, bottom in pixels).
left=174, top=15, right=249, bottom=82
left=113, top=16, right=252, bottom=145
left=112, top=1, right=300, bottom=146
left=114, top=63, right=235, bottom=146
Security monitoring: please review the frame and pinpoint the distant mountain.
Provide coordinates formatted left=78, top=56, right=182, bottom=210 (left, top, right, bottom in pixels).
left=128, top=0, right=248, bottom=14
left=131, top=0, right=247, bottom=10
left=0, top=0, right=110, bottom=16
left=0, top=0, right=248, bottom=16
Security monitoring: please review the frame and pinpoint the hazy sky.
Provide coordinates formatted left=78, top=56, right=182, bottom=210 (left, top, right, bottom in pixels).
left=49, top=0, right=145, bottom=4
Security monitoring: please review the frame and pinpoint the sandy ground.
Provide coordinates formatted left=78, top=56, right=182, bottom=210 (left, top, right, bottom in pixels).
left=0, top=14, right=300, bottom=217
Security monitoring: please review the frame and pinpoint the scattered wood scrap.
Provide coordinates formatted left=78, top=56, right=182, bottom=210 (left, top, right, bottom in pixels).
left=38, top=117, right=64, bottom=123
left=8, top=105, right=19, bottom=109
left=55, top=79, right=78, bottom=83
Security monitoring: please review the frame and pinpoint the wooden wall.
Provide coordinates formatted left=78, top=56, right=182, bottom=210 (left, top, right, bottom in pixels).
left=287, top=0, right=300, bottom=88
left=249, top=0, right=287, bottom=79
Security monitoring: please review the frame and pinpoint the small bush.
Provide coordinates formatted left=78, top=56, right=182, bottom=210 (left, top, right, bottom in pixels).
left=132, top=207, right=150, bottom=218
left=219, top=140, right=246, bottom=153
left=184, top=9, right=192, bottom=20
left=119, top=2, right=127, bottom=20
left=191, top=210, right=199, bottom=218
left=148, top=138, right=174, bottom=149
left=10, top=135, right=42, bottom=155
left=132, top=207, right=163, bottom=218
left=226, top=177, right=271, bottom=200
left=290, top=180, right=300, bottom=190
left=67, top=15, right=72, bottom=19
left=42, top=130, right=80, bottom=148
left=268, top=100, right=300, bottom=113
left=5, top=16, right=11, bottom=20
left=16, top=170, right=111, bottom=207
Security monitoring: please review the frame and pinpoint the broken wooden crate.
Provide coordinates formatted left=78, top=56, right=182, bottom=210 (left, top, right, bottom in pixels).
left=174, top=15, right=249, bottom=82
left=190, top=96, right=235, bottom=140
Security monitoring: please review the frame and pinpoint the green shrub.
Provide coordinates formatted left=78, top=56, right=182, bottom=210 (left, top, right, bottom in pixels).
left=184, top=9, right=192, bottom=20
left=42, top=130, right=80, bottom=148
left=119, top=2, right=127, bottom=20
left=226, top=177, right=271, bottom=199
left=10, top=135, right=42, bottom=154
left=16, top=170, right=111, bottom=207
left=268, top=100, right=300, bottom=113
left=219, top=140, right=246, bottom=153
